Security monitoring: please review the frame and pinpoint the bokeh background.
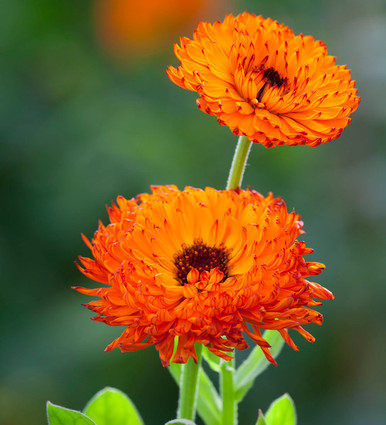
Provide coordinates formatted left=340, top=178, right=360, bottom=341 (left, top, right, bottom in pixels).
left=1, top=0, right=385, bottom=424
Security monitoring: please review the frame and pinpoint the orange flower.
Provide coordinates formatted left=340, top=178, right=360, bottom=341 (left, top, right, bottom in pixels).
left=167, top=12, right=360, bottom=147
left=74, top=186, right=333, bottom=366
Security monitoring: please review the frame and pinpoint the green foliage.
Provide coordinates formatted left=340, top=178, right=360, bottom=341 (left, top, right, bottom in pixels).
left=169, top=333, right=286, bottom=425
left=47, top=332, right=287, bottom=425
left=169, top=361, right=182, bottom=383
left=195, top=368, right=221, bottom=425
left=234, top=330, right=285, bottom=402
left=47, top=402, right=96, bottom=425
left=47, top=388, right=143, bottom=425
left=83, top=387, right=144, bottom=425
left=264, top=394, right=297, bottom=425
left=202, top=346, right=222, bottom=372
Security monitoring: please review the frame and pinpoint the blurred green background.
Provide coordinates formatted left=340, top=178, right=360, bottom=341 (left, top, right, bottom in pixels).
left=1, top=0, right=385, bottom=424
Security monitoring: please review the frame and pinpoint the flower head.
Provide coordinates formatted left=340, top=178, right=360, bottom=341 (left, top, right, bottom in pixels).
left=167, top=12, right=360, bottom=147
left=75, top=186, right=333, bottom=366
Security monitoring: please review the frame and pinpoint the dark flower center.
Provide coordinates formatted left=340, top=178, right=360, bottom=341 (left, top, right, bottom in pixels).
left=263, top=67, right=286, bottom=88
left=256, top=67, right=287, bottom=101
left=174, top=239, right=230, bottom=285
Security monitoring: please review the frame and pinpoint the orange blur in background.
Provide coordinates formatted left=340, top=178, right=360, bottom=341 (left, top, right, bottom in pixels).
left=95, top=0, right=230, bottom=57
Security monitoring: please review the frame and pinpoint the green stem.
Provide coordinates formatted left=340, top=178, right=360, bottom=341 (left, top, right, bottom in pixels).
left=220, top=357, right=236, bottom=425
left=226, top=135, right=253, bottom=190
left=177, top=343, right=203, bottom=421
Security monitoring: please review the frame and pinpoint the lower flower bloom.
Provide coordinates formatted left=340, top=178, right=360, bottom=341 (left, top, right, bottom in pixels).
left=74, top=185, right=333, bottom=366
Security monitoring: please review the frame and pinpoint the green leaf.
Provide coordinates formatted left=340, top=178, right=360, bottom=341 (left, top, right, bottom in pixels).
left=83, top=387, right=144, bottom=425
left=234, top=330, right=285, bottom=401
left=169, top=361, right=182, bottom=383
left=255, top=410, right=268, bottom=425
left=196, top=368, right=221, bottom=425
left=168, top=364, right=221, bottom=425
left=265, top=393, right=297, bottom=425
left=165, top=420, right=197, bottom=425
left=47, top=402, right=96, bottom=425
left=201, top=346, right=221, bottom=372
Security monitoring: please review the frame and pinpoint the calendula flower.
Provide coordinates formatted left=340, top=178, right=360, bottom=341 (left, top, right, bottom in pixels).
left=167, top=12, right=360, bottom=147
left=74, top=186, right=333, bottom=366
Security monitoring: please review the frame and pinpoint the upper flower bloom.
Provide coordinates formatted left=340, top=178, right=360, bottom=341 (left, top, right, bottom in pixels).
left=75, top=185, right=333, bottom=367
left=167, top=12, right=360, bottom=147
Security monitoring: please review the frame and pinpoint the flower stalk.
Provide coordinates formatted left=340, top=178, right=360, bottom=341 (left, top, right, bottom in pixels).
left=226, top=135, right=253, bottom=190
left=220, top=357, right=236, bottom=425
left=177, top=343, right=203, bottom=421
